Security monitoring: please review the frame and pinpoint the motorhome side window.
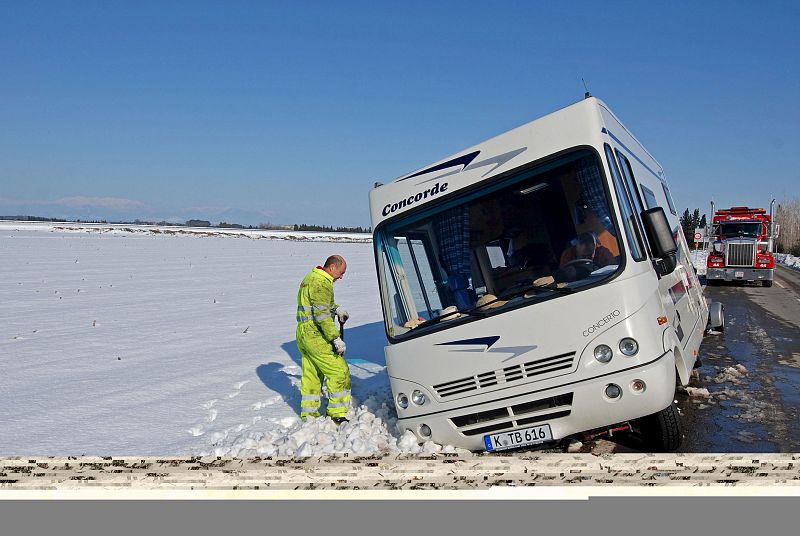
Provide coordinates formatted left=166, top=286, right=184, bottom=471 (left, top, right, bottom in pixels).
left=640, top=184, right=659, bottom=210
left=376, top=149, right=626, bottom=338
left=604, top=145, right=646, bottom=262
left=661, top=183, right=677, bottom=215
left=615, top=150, right=652, bottom=257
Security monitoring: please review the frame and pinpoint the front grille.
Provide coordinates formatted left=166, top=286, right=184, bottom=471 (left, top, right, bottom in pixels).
left=726, top=242, right=756, bottom=267
left=449, top=393, right=573, bottom=436
left=433, top=352, right=576, bottom=398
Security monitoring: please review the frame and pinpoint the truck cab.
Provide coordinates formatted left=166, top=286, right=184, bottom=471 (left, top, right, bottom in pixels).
left=706, top=204, right=778, bottom=287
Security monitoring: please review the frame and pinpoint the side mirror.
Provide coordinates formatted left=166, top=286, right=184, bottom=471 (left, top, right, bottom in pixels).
left=641, top=207, right=678, bottom=276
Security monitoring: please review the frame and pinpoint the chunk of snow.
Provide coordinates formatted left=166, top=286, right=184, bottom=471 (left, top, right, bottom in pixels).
left=567, top=439, right=583, bottom=453
left=713, top=365, right=748, bottom=384
left=685, top=387, right=711, bottom=398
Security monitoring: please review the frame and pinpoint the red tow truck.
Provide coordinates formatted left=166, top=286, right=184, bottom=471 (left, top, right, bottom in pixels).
left=706, top=201, right=779, bottom=287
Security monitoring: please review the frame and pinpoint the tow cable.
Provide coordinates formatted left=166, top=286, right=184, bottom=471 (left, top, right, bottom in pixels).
left=581, top=423, right=633, bottom=442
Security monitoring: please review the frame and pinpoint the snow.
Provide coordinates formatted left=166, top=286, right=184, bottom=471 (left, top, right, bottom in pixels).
left=712, top=365, right=748, bottom=384
left=684, top=387, right=712, bottom=399
left=689, top=248, right=709, bottom=276
left=776, top=253, right=800, bottom=271
left=0, top=223, right=464, bottom=456
left=566, top=439, right=583, bottom=453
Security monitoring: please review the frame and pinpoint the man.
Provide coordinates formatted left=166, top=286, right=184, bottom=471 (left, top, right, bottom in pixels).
left=556, top=232, right=617, bottom=282
left=296, top=255, right=352, bottom=424
left=559, top=232, right=617, bottom=268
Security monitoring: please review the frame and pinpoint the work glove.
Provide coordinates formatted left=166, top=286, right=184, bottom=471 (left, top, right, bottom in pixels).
left=332, top=337, right=347, bottom=355
left=335, top=308, right=349, bottom=323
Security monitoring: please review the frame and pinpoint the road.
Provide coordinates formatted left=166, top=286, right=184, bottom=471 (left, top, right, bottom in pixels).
left=674, top=264, right=800, bottom=452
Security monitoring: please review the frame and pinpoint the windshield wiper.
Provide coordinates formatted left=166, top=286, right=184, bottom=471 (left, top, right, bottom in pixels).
left=415, top=306, right=482, bottom=328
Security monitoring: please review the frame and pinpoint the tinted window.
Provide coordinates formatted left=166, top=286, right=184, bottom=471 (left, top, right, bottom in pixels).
left=641, top=185, right=659, bottom=209
left=605, top=145, right=646, bottom=261
left=662, top=183, right=677, bottom=215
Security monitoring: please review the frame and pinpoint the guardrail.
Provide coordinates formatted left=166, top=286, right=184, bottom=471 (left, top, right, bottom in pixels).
left=2, top=454, right=799, bottom=491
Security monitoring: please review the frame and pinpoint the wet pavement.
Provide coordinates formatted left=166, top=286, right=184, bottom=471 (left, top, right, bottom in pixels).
left=672, top=265, right=800, bottom=452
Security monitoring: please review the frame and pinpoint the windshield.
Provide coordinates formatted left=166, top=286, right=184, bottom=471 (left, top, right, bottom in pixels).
left=716, top=222, right=762, bottom=238
left=376, top=149, right=623, bottom=338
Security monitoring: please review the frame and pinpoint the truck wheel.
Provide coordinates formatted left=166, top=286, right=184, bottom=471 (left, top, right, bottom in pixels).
left=635, top=403, right=683, bottom=452
left=706, top=279, right=717, bottom=286
left=763, top=280, right=773, bottom=288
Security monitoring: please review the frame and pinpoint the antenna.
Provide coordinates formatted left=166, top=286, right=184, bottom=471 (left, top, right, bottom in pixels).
left=582, top=78, right=592, bottom=99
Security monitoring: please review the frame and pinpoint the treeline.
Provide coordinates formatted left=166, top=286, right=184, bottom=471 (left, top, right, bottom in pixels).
left=775, top=197, right=800, bottom=256
left=292, top=223, right=372, bottom=233
left=0, top=215, right=69, bottom=222
left=1, top=215, right=372, bottom=234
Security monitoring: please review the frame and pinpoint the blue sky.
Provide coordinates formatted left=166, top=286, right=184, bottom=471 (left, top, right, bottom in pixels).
left=1, top=1, right=798, bottom=226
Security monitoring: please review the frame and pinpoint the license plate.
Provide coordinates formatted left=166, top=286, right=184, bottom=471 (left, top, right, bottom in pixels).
left=484, top=424, right=553, bottom=452
left=735, top=271, right=744, bottom=278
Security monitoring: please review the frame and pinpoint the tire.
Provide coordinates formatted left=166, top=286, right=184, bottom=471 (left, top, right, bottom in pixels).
left=635, top=403, right=683, bottom=452
left=706, top=279, right=718, bottom=286
left=763, top=280, right=773, bottom=287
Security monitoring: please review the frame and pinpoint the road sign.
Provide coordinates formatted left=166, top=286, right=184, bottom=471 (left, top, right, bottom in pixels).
left=694, top=229, right=705, bottom=242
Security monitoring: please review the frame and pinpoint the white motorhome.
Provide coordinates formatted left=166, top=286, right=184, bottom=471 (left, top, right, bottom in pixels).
left=369, top=97, right=718, bottom=452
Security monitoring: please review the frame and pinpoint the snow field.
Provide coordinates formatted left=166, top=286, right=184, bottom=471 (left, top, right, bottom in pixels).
left=1, top=227, right=457, bottom=456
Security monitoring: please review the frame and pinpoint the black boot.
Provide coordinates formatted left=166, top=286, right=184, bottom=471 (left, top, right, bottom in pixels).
left=332, top=417, right=349, bottom=425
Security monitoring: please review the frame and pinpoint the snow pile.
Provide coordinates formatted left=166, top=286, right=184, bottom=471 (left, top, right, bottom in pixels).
left=776, top=253, right=800, bottom=271
left=684, top=386, right=712, bottom=399
left=690, top=249, right=709, bottom=276
left=205, top=399, right=462, bottom=457
left=712, top=365, right=748, bottom=384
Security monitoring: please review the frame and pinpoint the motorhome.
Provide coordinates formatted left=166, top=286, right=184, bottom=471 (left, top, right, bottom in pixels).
left=369, top=96, right=720, bottom=452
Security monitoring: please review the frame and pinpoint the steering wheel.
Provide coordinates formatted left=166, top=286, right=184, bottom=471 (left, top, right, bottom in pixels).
left=556, top=259, right=598, bottom=281
left=560, top=259, right=599, bottom=271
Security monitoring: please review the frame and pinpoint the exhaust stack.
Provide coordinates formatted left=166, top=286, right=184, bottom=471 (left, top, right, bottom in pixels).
left=769, top=198, right=776, bottom=250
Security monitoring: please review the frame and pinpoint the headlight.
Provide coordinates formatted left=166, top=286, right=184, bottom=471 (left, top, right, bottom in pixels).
left=619, top=338, right=639, bottom=356
left=396, top=393, right=409, bottom=409
left=593, top=344, right=613, bottom=363
left=419, top=424, right=432, bottom=438
left=411, top=390, right=427, bottom=405
left=605, top=384, right=622, bottom=399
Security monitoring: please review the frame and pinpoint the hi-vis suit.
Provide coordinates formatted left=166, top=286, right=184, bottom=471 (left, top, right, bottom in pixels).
left=296, top=267, right=351, bottom=419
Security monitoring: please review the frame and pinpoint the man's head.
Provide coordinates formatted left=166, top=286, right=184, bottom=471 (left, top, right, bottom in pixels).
left=323, top=255, right=347, bottom=281
left=575, top=232, right=597, bottom=259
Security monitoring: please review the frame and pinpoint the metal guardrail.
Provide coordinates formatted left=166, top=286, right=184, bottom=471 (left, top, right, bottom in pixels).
left=2, top=454, right=799, bottom=491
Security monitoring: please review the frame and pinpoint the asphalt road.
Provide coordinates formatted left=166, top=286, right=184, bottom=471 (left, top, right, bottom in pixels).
left=679, top=265, right=800, bottom=452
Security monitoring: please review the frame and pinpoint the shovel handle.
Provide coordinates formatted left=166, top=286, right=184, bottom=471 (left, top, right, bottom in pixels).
left=338, top=320, right=345, bottom=341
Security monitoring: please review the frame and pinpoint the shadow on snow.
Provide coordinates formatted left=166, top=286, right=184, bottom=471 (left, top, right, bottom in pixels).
left=257, top=321, right=389, bottom=417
